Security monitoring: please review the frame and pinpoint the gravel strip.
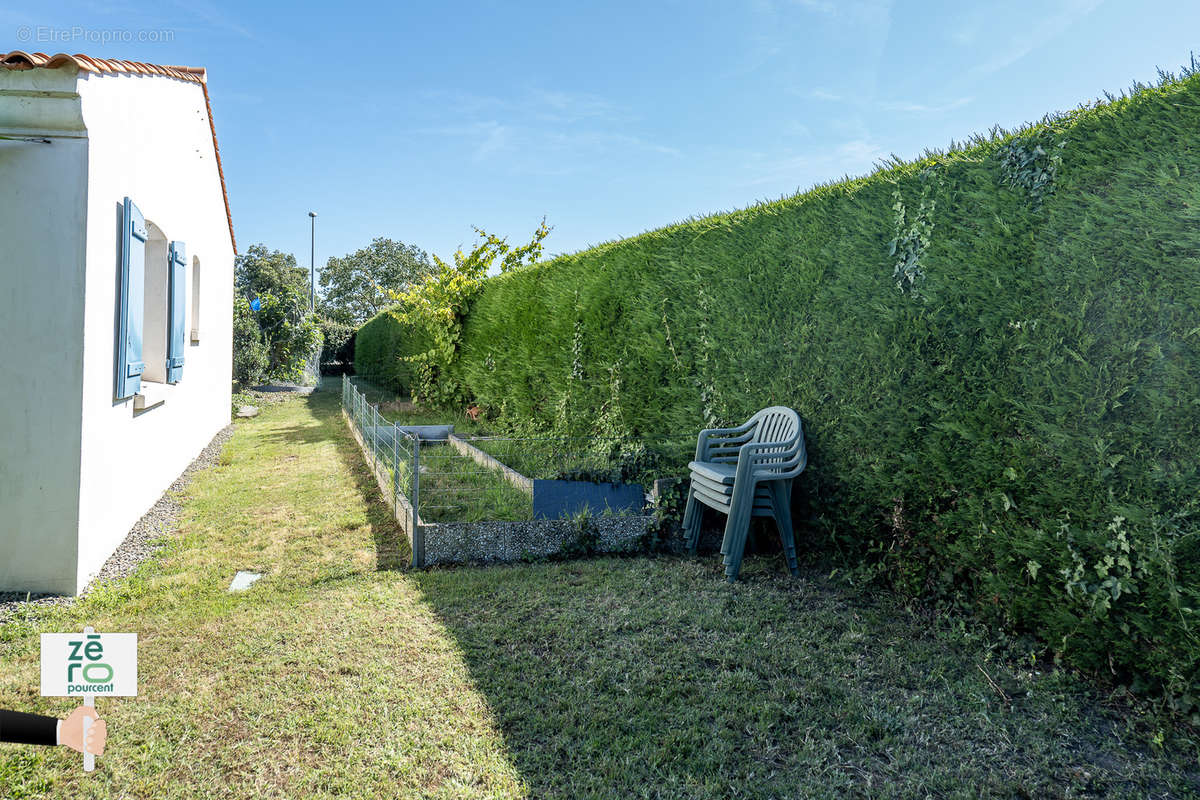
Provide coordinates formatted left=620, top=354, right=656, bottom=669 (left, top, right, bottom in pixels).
left=250, top=382, right=316, bottom=395
left=0, top=424, right=236, bottom=623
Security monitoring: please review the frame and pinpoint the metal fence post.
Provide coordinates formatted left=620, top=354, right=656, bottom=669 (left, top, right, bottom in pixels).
left=411, top=435, right=422, bottom=568
left=393, top=423, right=400, bottom=514
left=371, top=405, right=379, bottom=472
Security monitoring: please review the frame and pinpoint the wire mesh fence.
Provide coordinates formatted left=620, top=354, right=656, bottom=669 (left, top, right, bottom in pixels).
left=342, top=375, right=687, bottom=526
left=342, top=374, right=418, bottom=528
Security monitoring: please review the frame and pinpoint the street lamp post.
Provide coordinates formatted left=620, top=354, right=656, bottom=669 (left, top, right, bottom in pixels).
left=308, top=211, right=317, bottom=311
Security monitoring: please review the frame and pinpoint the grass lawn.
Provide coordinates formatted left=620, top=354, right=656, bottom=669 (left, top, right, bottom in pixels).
left=347, top=378, right=531, bottom=522
left=1, top=385, right=1196, bottom=799
left=414, top=441, right=532, bottom=523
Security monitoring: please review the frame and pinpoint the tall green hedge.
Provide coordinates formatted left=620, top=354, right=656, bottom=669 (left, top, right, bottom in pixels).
left=353, top=305, right=432, bottom=393
left=361, top=73, right=1200, bottom=708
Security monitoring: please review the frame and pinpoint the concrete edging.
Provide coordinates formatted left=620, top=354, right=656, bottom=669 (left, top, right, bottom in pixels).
left=343, top=405, right=649, bottom=568
left=446, top=434, right=534, bottom=493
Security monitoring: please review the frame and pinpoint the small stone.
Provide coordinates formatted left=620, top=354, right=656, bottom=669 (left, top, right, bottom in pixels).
left=237, top=405, right=259, bottom=418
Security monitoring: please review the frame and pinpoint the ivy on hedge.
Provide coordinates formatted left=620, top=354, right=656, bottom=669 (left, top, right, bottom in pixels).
left=357, top=70, right=1200, bottom=713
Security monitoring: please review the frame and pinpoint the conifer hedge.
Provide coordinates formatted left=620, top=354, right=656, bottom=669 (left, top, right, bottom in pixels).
left=352, top=304, right=430, bottom=393
left=358, top=72, right=1200, bottom=708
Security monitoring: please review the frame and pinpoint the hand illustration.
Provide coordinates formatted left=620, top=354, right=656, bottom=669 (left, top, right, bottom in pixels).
left=60, top=706, right=106, bottom=756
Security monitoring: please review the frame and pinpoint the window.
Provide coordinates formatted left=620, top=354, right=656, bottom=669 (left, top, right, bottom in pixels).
left=190, top=256, right=201, bottom=343
left=141, top=222, right=169, bottom=384
left=114, top=197, right=187, bottom=404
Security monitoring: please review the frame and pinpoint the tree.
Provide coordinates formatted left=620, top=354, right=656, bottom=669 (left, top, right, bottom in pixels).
left=235, top=243, right=309, bottom=301
left=319, top=238, right=435, bottom=325
left=232, top=244, right=322, bottom=385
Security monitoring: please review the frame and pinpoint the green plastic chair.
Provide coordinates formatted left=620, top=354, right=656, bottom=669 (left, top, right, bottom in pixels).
left=683, top=407, right=807, bottom=581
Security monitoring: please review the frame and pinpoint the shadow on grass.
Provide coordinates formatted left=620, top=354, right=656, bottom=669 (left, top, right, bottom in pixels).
left=289, top=385, right=410, bottom=571
left=406, top=556, right=1200, bottom=799
left=273, top=383, right=1197, bottom=798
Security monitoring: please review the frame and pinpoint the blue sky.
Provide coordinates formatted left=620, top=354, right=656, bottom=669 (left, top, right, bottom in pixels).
left=6, top=0, right=1200, bottom=274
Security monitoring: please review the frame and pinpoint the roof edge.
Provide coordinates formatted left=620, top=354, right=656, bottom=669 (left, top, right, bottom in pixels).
left=0, top=51, right=235, bottom=254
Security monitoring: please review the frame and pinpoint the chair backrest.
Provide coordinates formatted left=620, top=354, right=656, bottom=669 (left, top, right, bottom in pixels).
left=748, top=406, right=801, bottom=448
left=746, top=406, right=804, bottom=475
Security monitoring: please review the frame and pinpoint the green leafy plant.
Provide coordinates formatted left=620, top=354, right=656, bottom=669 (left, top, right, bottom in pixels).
left=373, top=219, right=551, bottom=406
left=253, top=288, right=323, bottom=384
left=318, top=237, right=435, bottom=325
left=887, top=167, right=939, bottom=297
left=232, top=295, right=269, bottom=385
left=998, top=134, right=1067, bottom=207
left=561, top=507, right=600, bottom=559
left=317, top=316, right=355, bottom=374
left=233, top=244, right=323, bottom=384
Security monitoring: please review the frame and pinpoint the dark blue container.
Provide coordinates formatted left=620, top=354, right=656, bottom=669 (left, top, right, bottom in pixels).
left=532, top=479, right=645, bottom=519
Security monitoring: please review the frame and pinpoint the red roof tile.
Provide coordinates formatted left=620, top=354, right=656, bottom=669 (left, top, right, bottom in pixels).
left=0, top=51, right=237, bottom=254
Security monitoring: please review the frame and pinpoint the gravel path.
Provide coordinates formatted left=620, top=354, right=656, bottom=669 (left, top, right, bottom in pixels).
left=0, top=424, right=236, bottom=623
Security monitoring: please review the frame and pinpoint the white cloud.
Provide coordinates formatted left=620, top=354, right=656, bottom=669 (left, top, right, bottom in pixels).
left=419, top=87, right=620, bottom=125
left=170, top=0, right=253, bottom=39
left=741, top=137, right=888, bottom=188
left=770, top=0, right=892, bottom=19
left=878, top=96, right=973, bottom=113
left=526, top=88, right=617, bottom=122
left=471, top=122, right=513, bottom=161
left=790, top=0, right=838, bottom=14
left=414, top=118, right=681, bottom=170
left=969, top=0, right=1103, bottom=77
left=801, top=90, right=972, bottom=113
left=545, top=131, right=682, bottom=159
left=809, top=88, right=843, bottom=101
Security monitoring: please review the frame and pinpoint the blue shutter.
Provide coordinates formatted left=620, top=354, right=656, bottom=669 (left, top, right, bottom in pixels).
left=166, top=241, right=187, bottom=383
left=115, top=198, right=147, bottom=399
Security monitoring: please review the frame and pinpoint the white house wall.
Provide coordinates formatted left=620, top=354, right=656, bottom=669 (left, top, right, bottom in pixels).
left=75, top=72, right=234, bottom=594
left=0, top=93, right=89, bottom=594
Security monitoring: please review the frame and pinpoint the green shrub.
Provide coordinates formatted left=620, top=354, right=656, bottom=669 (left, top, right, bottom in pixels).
left=355, top=221, right=551, bottom=401
left=452, top=72, right=1200, bottom=709
left=234, top=244, right=323, bottom=385
left=232, top=296, right=268, bottom=385
left=255, top=289, right=322, bottom=384
left=355, top=69, right=1200, bottom=710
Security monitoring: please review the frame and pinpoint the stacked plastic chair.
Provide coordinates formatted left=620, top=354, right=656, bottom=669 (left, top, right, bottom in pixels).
left=683, top=407, right=807, bottom=581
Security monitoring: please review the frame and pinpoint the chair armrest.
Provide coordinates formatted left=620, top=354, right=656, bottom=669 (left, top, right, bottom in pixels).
left=700, top=419, right=756, bottom=437
left=696, top=422, right=756, bottom=462
left=735, top=437, right=807, bottom=480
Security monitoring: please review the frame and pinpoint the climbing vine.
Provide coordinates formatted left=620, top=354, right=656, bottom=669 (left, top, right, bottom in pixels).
left=388, top=219, right=551, bottom=406
left=997, top=134, right=1067, bottom=207
left=888, top=168, right=939, bottom=297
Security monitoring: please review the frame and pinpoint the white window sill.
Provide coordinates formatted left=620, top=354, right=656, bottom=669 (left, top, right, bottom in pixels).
left=133, top=384, right=167, bottom=412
